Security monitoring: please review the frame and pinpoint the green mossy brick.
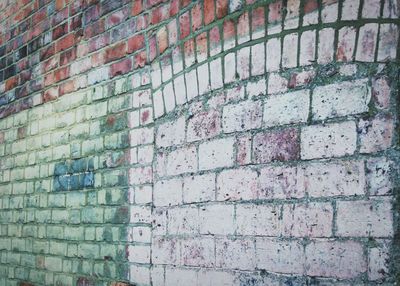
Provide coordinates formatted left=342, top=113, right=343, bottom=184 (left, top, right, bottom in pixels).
left=78, top=243, right=99, bottom=259
left=48, top=193, right=65, bottom=207
left=81, top=208, right=103, bottom=224
left=69, top=209, right=81, bottom=224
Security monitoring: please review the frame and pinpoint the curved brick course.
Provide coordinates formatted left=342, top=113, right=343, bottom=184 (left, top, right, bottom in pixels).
left=0, top=0, right=399, bottom=285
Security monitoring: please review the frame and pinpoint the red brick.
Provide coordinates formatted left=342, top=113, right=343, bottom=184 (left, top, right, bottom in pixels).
left=110, top=58, right=132, bottom=77
left=151, top=5, right=169, bottom=25
left=43, top=87, right=59, bottom=103
left=223, top=19, right=235, bottom=41
left=84, top=19, right=105, bottom=39
left=204, top=0, right=215, bottom=25
left=252, top=6, right=265, bottom=33
left=105, top=42, right=127, bottom=63
left=127, top=34, right=145, bottom=54
left=148, top=35, right=157, bottom=62
left=54, top=66, right=70, bottom=82
left=60, top=48, right=77, bottom=66
left=209, top=25, right=220, bottom=47
left=269, top=0, right=283, bottom=22
left=132, top=0, right=143, bottom=16
left=134, top=51, right=147, bottom=68
left=180, top=0, right=191, bottom=7
left=304, top=0, right=318, bottom=13
left=191, top=4, right=202, bottom=31
left=169, top=0, right=179, bottom=16
left=179, top=12, right=190, bottom=39
left=5, top=76, right=18, bottom=91
left=55, top=33, right=76, bottom=52
left=52, top=22, right=68, bottom=40
left=216, top=0, right=228, bottom=18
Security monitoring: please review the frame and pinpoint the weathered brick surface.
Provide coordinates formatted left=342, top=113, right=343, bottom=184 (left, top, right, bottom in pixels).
left=0, top=0, right=398, bottom=285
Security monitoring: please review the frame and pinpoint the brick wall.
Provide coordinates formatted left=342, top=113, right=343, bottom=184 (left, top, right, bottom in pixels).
left=0, top=0, right=399, bottom=285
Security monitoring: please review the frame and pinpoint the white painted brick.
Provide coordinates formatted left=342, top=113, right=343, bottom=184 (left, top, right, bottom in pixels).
left=185, top=69, right=198, bottom=101
left=282, top=33, right=298, bottom=68
left=165, top=267, right=198, bottom=285
left=246, top=79, right=266, bottom=97
left=300, top=30, right=316, bottom=66
left=256, top=238, right=304, bottom=274
left=305, top=240, right=366, bottom=278
left=199, top=204, right=234, bottom=235
left=368, top=239, right=390, bottom=281
left=321, top=2, right=338, bottom=23
left=266, top=38, right=281, bottom=72
left=336, top=198, right=393, bottom=237
left=152, top=237, right=179, bottom=264
left=251, top=43, right=265, bottom=76
left=183, top=173, right=215, bottom=203
left=210, top=58, right=223, bottom=90
left=127, top=245, right=150, bottom=263
left=217, top=168, right=259, bottom=201
left=224, top=53, right=236, bottom=84
left=187, top=110, right=221, bottom=142
left=282, top=202, right=333, bottom=237
left=301, top=121, right=357, bottom=159
left=359, top=115, right=394, bottom=153
left=318, top=28, right=335, bottom=64
left=312, top=79, right=371, bottom=120
left=237, top=46, right=250, bottom=79
left=264, top=89, right=310, bottom=126
left=216, top=238, right=255, bottom=270
left=168, top=206, right=198, bottom=235
left=163, top=82, right=175, bottom=113
left=181, top=237, right=215, bottom=267
left=174, top=75, right=187, bottom=105
left=378, top=23, right=398, bottom=61
left=362, top=0, right=381, bottom=18
left=342, top=0, right=360, bottom=20
left=268, top=73, right=288, bottom=94
left=356, top=23, right=378, bottom=62
left=222, top=100, right=262, bottom=132
left=198, top=137, right=234, bottom=170
left=154, top=178, right=183, bottom=207
left=156, top=116, right=185, bottom=148
left=130, top=127, right=154, bottom=147
left=153, top=90, right=165, bottom=118
left=259, top=165, right=305, bottom=199
left=197, top=270, right=235, bottom=286
left=366, top=157, right=392, bottom=196
left=236, top=204, right=280, bottom=236
left=166, top=146, right=198, bottom=176
left=197, top=63, right=210, bottom=95
left=88, top=67, right=109, bottom=85
left=303, top=160, right=365, bottom=197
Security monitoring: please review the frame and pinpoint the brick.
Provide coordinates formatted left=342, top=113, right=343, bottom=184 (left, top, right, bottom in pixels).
left=165, top=268, right=198, bottom=285
left=105, top=42, right=127, bottom=63
left=372, top=76, right=391, bottom=109
left=362, top=0, right=381, bottom=18
left=168, top=206, right=198, bottom=235
left=222, top=100, right=262, bottom=132
left=336, top=26, right=356, bottom=61
left=183, top=173, right=215, bottom=203
left=336, top=198, right=393, bottom=237
left=236, top=135, right=252, bottom=165
left=303, top=160, right=365, bottom=197
left=368, top=239, right=390, bottom=281
left=204, top=0, right=215, bottom=24
left=187, top=110, right=221, bottom=142
left=216, top=238, right=255, bottom=270
left=282, top=33, right=298, bottom=68
left=259, top=165, right=305, bottom=199
left=128, top=34, right=145, bottom=53
left=210, top=58, right=223, bottom=90
left=251, top=43, right=265, bottom=75
left=305, top=240, right=366, bottom=278
left=267, top=73, right=288, bottom=94
left=253, top=128, right=300, bottom=164
left=377, top=24, right=398, bottom=61
left=282, top=202, right=333, bottom=237
left=199, top=204, right=234, bottom=235
left=224, top=53, right=236, bottom=83
left=156, top=116, right=185, bottom=147
left=256, top=238, right=304, bottom=274
left=198, top=137, right=235, bottom=170
left=110, top=58, right=132, bottom=77
left=356, top=23, right=378, bottom=62
left=300, top=30, right=316, bottom=65
left=236, top=204, right=280, bottom=236
left=366, top=157, right=392, bottom=196
left=359, top=115, right=394, bottom=153
left=237, top=46, right=250, bottom=79
left=152, top=237, right=179, bottom=264
left=301, top=121, right=357, bottom=159
left=341, top=0, right=359, bottom=20
left=318, top=28, right=335, bottom=64
left=312, top=79, right=371, bottom=120
left=166, top=146, right=198, bottom=176
left=182, top=237, right=215, bottom=267
left=264, top=89, right=310, bottom=126
left=217, top=168, right=259, bottom=201
left=154, top=178, right=182, bottom=206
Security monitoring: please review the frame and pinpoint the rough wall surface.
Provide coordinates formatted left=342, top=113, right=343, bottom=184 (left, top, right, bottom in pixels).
left=0, top=0, right=399, bottom=285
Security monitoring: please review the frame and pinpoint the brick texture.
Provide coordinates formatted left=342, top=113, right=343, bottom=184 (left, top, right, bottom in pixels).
left=0, top=0, right=398, bottom=285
